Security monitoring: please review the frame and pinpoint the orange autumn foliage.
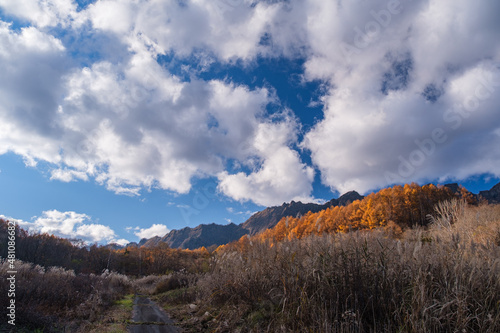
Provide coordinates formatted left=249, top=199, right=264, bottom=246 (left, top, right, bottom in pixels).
left=225, top=183, right=457, bottom=250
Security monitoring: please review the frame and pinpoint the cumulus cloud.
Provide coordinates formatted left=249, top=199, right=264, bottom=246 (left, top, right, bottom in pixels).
left=112, top=238, right=130, bottom=246
left=134, top=224, right=170, bottom=239
left=0, top=22, right=66, bottom=162
left=300, top=0, right=500, bottom=193
left=2, top=210, right=126, bottom=244
left=218, top=149, right=315, bottom=206
left=50, top=168, right=89, bottom=182
left=218, top=117, right=316, bottom=206
left=1, top=0, right=498, bottom=206
left=128, top=0, right=281, bottom=60
left=0, top=0, right=78, bottom=28
left=0, top=0, right=319, bottom=206
left=0, top=14, right=294, bottom=202
left=59, top=61, right=274, bottom=195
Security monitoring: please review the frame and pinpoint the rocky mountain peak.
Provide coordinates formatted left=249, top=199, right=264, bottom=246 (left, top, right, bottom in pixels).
left=479, top=182, right=500, bottom=203
left=126, top=182, right=500, bottom=250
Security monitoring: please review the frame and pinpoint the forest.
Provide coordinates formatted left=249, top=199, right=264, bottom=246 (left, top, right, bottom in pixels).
left=0, top=183, right=499, bottom=332
left=224, top=183, right=471, bottom=249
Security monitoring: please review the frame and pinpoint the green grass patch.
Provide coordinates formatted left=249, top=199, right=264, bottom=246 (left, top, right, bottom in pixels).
left=114, top=294, right=134, bottom=310
left=155, top=287, right=189, bottom=301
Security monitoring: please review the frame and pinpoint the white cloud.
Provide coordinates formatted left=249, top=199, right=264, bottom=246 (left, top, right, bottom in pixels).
left=301, top=0, right=500, bottom=194
left=50, top=168, right=89, bottom=182
left=0, top=17, right=283, bottom=200
left=0, top=0, right=78, bottom=28
left=176, top=204, right=191, bottom=209
left=125, top=226, right=140, bottom=232
left=1, top=0, right=498, bottom=206
left=58, top=60, right=273, bottom=194
left=75, top=223, right=116, bottom=241
left=0, top=215, right=25, bottom=226
left=0, top=22, right=66, bottom=163
left=218, top=117, right=316, bottom=206
left=113, top=238, right=130, bottom=246
left=88, top=0, right=135, bottom=34
left=0, top=1, right=318, bottom=206
left=4, top=210, right=125, bottom=244
left=236, top=210, right=256, bottom=216
left=124, top=0, right=282, bottom=61
left=218, top=148, right=315, bottom=206
left=134, top=224, right=170, bottom=240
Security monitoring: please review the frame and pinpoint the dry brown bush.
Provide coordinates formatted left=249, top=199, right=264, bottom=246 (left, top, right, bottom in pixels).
left=0, top=262, right=133, bottom=331
left=154, top=271, right=197, bottom=295
left=195, top=203, right=500, bottom=332
left=134, top=274, right=171, bottom=294
left=428, top=199, right=500, bottom=246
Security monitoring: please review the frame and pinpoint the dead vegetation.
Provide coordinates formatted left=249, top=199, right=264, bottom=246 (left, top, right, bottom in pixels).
left=1, top=201, right=498, bottom=332
left=0, top=262, right=133, bottom=331
left=189, top=202, right=500, bottom=332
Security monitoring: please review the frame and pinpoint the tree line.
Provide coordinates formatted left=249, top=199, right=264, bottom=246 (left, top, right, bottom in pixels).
left=224, top=183, right=475, bottom=250
left=0, top=220, right=209, bottom=276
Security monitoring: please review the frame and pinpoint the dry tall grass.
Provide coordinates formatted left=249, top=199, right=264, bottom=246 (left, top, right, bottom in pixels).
left=133, top=271, right=197, bottom=295
left=429, top=199, right=500, bottom=245
left=195, top=202, right=500, bottom=332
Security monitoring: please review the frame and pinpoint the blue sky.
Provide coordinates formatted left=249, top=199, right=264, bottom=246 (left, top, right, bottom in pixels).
left=0, top=0, right=499, bottom=245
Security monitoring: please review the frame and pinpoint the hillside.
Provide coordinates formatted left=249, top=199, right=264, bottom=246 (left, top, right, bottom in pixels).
left=142, top=223, right=248, bottom=249
left=223, top=182, right=498, bottom=248
left=139, top=191, right=363, bottom=250
left=196, top=201, right=500, bottom=332
left=241, top=190, right=364, bottom=235
left=2, top=183, right=499, bottom=332
left=127, top=181, right=500, bottom=250
left=479, top=182, right=500, bottom=203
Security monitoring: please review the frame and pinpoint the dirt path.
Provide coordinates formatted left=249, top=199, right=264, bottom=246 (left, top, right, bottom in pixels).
left=128, top=295, right=180, bottom=333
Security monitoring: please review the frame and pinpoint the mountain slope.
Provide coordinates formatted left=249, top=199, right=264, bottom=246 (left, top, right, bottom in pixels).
left=130, top=182, right=500, bottom=250
left=241, top=191, right=363, bottom=235
left=479, top=182, right=500, bottom=203
left=141, top=191, right=363, bottom=249
left=149, top=223, right=248, bottom=250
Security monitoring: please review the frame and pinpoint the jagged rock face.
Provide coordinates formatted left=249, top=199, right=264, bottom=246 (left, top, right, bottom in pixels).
left=129, top=181, right=500, bottom=250
left=336, top=191, right=364, bottom=206
left=479, top=182, right=500, bottom=203
left=242, top=191, right=364, bottom=236
left=140, top=236, right=160, bottom=248
left=157, top=223, right=248, bottom=250
left=241, top=201, right=326, bottom=236
left=444, top=183, right=460, bottom=194
left=133, top=190, right=365, bottom=249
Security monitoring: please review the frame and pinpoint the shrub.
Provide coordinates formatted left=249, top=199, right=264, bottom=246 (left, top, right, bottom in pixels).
left=154, top=271, right=196, bottom=295
left=134, top=274, right=170, bottom=295
left=0, top=262, right=133, bottom=331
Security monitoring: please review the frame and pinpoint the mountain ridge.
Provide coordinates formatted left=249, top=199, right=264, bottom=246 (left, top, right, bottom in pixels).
left=241, top=190, right=364, bottom=235
left=131, top=190, right=364, bottom=250
left=120, top=182, right=500, bottom=250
